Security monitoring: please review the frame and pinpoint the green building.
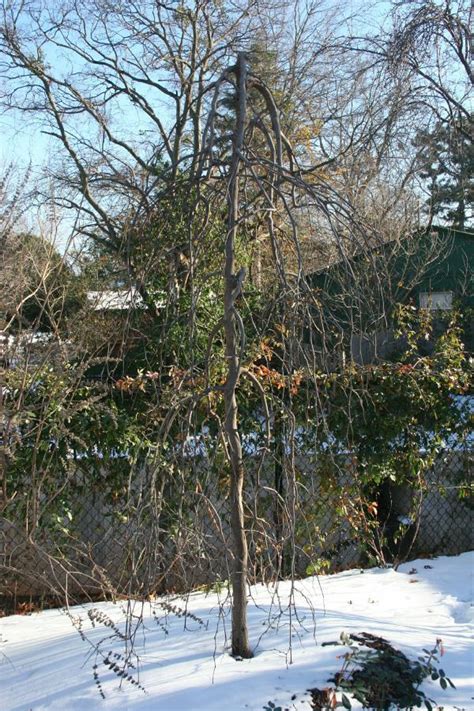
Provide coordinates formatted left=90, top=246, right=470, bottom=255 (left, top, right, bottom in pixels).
left=307, top=226, right=473, bottom=364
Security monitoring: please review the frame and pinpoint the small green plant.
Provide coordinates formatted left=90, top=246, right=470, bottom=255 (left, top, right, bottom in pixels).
left=306, top=558, right=331, bottom=576
left=321, top=632, right=455, bottom=710
left=195, top=577, right=230, bottom=595
left=263, top=702, right=286, bottom=711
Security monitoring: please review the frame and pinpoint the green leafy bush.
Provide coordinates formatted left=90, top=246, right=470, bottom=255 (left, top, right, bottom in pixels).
left=321, top=632, right=455, bottom=710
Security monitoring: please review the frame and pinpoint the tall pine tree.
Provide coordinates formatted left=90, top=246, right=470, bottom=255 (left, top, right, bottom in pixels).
left=414, top=115, right=473, bottom=229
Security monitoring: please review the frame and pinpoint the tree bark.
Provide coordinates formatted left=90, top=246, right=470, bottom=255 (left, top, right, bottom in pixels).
left=224, top=52, right=252, bottom=659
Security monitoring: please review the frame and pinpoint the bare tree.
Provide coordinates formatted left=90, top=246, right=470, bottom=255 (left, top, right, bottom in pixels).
left=194, top=41, right=384, bottom=653
left=341, top=0, right=473, bottom=137
left=387, top=0, right=473, bottom=132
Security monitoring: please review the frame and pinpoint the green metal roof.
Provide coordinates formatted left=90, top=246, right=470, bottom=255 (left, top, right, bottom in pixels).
left=309, top=226, right=473, bottom=307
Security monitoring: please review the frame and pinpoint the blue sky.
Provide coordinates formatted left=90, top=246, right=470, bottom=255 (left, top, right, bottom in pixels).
left=0, top=108, right=51, bottom=169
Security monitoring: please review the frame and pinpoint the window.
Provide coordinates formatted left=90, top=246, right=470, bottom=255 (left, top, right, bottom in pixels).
left=419, top=291, right=453, bottom=310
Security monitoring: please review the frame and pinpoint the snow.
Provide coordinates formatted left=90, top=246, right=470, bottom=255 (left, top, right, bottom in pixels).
left=1, top=552, right=473, bottom=711
left=86, top=289, right=146, bottom=310
left=86, top=289, right=165, bottom=311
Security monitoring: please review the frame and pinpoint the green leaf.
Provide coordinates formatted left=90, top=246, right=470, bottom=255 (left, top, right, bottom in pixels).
left=341, top=693, right=352, bottom=709
left=440, top=677, right=447, bottom=690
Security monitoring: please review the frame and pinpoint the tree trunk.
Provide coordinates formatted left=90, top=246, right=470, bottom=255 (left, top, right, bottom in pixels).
left=223, top=52, right=252, bottom=659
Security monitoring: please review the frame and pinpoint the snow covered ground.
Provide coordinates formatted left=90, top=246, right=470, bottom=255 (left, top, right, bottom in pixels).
left=1, top=552, right=473, bottom=710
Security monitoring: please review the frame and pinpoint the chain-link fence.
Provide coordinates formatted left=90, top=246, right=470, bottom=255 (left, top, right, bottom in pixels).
left=1, top=444, right=472, bottom=605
